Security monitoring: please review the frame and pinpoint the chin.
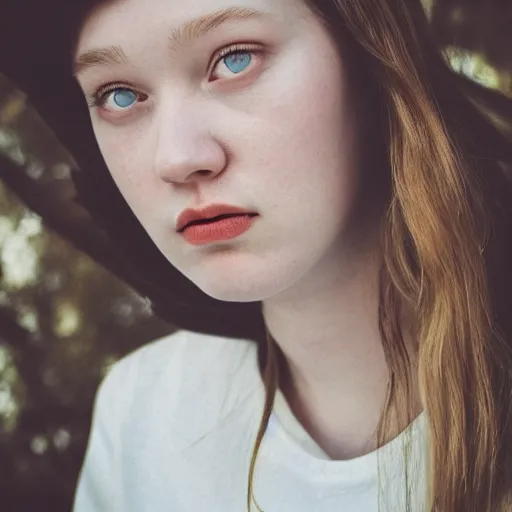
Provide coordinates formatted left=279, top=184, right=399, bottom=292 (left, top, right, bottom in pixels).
left=189, top=260, right=309, bottom=304
left=168, top=241, right=325, bottom=304
left=194, top=275, right=283, bottom=303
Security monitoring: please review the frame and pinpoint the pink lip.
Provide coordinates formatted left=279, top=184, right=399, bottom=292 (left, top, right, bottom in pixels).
left=176, top=203, right=257, bottom=232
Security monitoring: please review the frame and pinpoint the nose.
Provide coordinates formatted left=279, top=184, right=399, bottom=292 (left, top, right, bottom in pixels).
left=152, top=100, right=227, bottom=185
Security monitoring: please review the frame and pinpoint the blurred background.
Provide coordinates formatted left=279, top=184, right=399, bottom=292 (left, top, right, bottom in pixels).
left=0, top=1, right=511, bottom=511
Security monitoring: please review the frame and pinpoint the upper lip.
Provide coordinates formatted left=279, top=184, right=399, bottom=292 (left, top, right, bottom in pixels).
left=176, top=204, right=258, bottom=232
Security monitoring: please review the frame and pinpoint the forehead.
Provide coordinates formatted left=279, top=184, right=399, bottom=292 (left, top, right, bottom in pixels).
left=76, top=0, right=309, bottom=53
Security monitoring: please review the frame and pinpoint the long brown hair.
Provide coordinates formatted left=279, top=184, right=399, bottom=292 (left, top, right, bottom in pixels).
left=247, top=1, right=512, bottom=511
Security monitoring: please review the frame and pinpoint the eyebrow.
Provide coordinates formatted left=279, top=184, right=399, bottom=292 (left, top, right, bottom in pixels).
left=73, top=6, right=273, bottom=76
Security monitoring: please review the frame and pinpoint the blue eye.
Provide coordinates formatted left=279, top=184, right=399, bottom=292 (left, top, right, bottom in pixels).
left=89, top=86, right=143, bottom=112
left=223, top=51, right=252, bottom=74
left=88, top=46, right=258, bottom=113
left=113, top=89, right=137, bottom=108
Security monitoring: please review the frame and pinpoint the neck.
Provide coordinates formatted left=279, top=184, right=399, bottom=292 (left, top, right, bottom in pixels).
left=261, top=244, right=419, bottom=460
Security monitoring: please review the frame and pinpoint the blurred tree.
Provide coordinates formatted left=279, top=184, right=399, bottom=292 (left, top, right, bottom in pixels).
left=0, top=74, right=173, bottom=511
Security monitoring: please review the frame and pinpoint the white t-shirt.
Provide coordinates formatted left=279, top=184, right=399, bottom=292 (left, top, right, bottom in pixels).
left=73, top=330, right=429, bottom=512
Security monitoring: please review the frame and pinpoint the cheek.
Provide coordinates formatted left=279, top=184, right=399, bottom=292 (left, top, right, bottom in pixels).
left=259, top=59, right=359, bottom=218
left=95, top=128, right=152, bottom=200
left=93, top=127, right=167, bottom=235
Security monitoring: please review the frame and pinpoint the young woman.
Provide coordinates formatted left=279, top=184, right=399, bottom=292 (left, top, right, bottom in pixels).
left=1, top=0, right=512, bottom=510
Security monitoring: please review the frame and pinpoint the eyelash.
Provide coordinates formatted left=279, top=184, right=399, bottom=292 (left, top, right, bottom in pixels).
left=87, top=42, right=262, bottom=110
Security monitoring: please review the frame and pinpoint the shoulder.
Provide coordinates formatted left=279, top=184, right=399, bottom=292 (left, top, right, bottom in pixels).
left=111, top=328, right=259, bottom=391
left=97, top=329, right=261, bottom=444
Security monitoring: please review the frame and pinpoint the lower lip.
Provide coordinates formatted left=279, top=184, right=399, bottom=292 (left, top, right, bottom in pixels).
left=180, top=214, right=258, bottom=246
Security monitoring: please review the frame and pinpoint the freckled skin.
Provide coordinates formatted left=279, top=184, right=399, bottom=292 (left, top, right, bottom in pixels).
left=75, top=0, right=365, bottom=303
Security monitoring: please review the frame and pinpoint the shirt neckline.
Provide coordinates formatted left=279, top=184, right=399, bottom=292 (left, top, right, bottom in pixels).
left=260, top=384, right=426, bottom=482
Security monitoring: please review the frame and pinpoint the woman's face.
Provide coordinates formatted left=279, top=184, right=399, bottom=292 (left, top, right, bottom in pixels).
left=75, top=0, right=367, bottom=302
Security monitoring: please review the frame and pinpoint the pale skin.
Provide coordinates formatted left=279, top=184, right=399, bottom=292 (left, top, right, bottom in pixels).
left=75, top=0, right=417, bottom=459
